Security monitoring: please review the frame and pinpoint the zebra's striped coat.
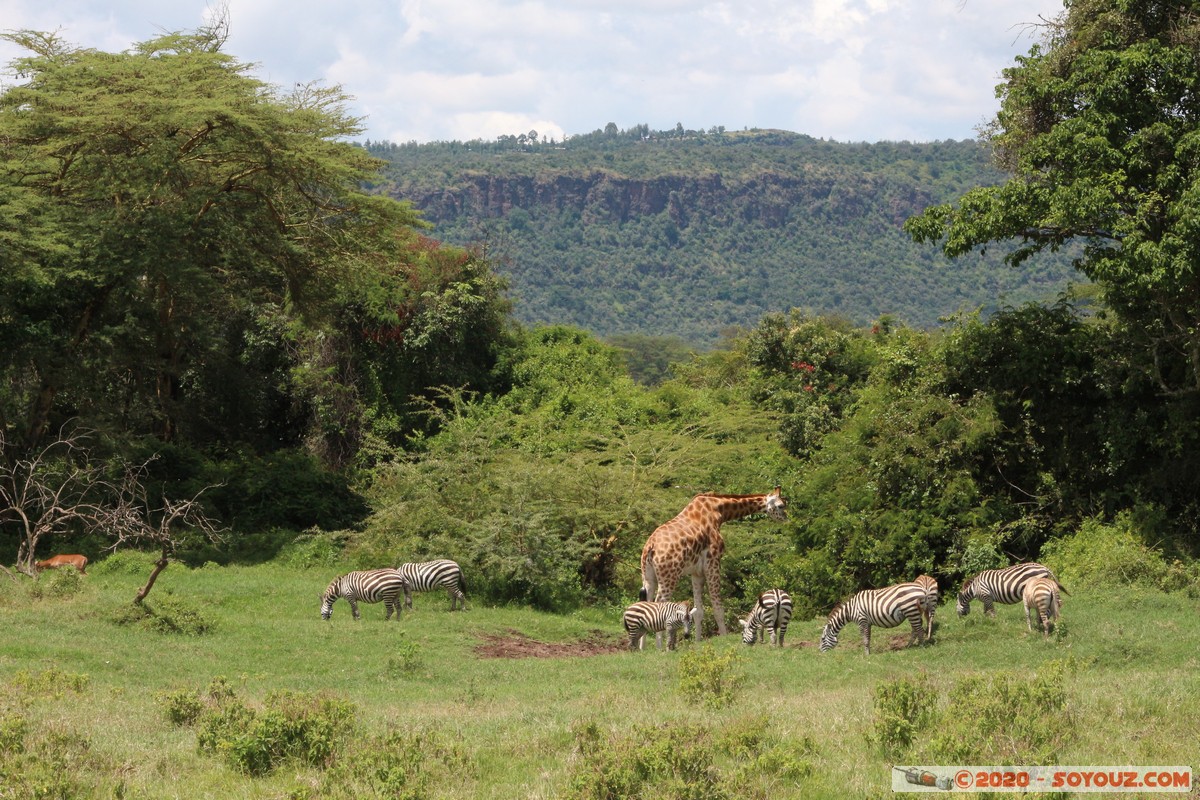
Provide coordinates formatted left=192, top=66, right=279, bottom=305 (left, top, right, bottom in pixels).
left=394, top=559, right=467, bottom=610
left=820, top=582, right=927, bottom=655
left=623, top=600, right=693, bottom=651
left=914, top=574, right=938, bottom=641
left=320, top=569, right=409, bottom=621
left=740, top=589, right=793, bottom=646
left=1022, top=576, right=1067, bottom=637
left=957, top=562, right=1055, bottom=618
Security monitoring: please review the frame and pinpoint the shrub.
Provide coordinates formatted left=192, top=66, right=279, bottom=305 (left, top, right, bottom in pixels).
left=316, top=727, right=472, bottom=800
left=871, top=675, right=938, bottom=757
left=385, top=636, right=423, bottom=677
left=196, top=689, right=356, bottom=776
left=927, top=659, right=1076, bottom=765
left=158, top=688, right=206, bottom=727
left=566, top=717, right=812, bottom=800
left=9, top=668, right=89, bottom=700
left=29, top=568, right=85, bottom=600
left=567, top=721, right=730, bottom=800
left=677, top=645, right=745, bottom=710
left=144, top=595, right=214, bottom=637
left=91, top=550, right=161, bottom=576
left=1041, top=514, right=1174, bottom=590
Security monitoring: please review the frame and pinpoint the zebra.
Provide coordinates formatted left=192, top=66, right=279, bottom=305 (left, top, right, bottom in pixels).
left=623, top=600, right=693, bottom=651
left=739, top=589, right=793, bottom=646
left=914, top=574, right=938, bottom=641
left=394, top=559, right=467, bottom=610
left=320, top=569, right=409, bottom=621
left=957, top=562, right=1055, bottom=618
left=820, top=582, right=927, bottom=655
left=1022, top=576, right=1069, bottom=637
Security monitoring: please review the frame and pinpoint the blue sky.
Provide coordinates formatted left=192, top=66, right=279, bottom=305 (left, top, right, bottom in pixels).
left=0, top=0, right=1064, bottom=145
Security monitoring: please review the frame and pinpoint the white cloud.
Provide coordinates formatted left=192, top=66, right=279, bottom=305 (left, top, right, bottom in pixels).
left=0, top=0, right=1064, bottom=143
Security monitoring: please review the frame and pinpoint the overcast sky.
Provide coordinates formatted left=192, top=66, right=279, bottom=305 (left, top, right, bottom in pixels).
left=1, top=0, right=1063, bottom=145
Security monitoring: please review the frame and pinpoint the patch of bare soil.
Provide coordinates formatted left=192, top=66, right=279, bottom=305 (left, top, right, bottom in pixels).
left=474, top=628, right=626, bottom=659
left=886, top=633, right=927, bottom=651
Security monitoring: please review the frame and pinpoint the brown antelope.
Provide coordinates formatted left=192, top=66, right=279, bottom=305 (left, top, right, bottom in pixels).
left=34, top=554, right=88, bottom=574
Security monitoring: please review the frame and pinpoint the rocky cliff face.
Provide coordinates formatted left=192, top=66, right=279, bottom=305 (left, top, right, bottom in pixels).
left=393, top=170, right=934, bottom=231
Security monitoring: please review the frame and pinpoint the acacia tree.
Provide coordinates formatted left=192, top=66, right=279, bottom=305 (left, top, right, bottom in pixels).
left=101, top=459, right=224, bottom=605
left=906, top=0, right=1200, bottom=394
left=0, top=22, right=424, bottom=448
left=0, top=428, right=106, bottom=576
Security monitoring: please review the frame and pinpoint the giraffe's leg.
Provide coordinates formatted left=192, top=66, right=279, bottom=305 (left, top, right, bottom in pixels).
left=704, top=563, right=728, bottom=636
left=690, top=574, right=706, bottom=642
left=652, top=566, right=676, bottom=649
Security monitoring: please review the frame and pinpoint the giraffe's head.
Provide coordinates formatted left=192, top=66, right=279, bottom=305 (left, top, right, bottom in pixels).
left=763, top=486, right=788, bottom=521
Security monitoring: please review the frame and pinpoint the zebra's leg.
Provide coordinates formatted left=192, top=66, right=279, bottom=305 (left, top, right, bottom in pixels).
left=982, top=595, right=996, bottom=618
left=927, top=608, right=935, bottom=641
left=349, top=598, right=360, bottom=621
left=778, top=623, right=787, bottom=648
left=908, top=615, right=923, bottom=648
left=667, top=625, right=678, bottom=651
left=1025, top=599, right=1035, bottom=632
left=860, top=621, right=872, bottom=655
left=768, top=627, right=776, bottom=646
left=404, top=586, right=413, bottom=610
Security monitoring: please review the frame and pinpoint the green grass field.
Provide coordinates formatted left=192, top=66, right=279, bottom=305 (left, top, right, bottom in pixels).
left=1, top=559, right=1197, bottom=799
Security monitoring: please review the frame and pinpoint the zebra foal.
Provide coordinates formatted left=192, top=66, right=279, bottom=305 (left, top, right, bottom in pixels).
left=820, top=582, right=927, bottom=655
left=957, top=562, right=1055, bottom=618
left=740, top=589, right=793, bottom=646
left=623, top=600, right=692, bottom=651
left=914, top=574, right=938, bottom=641
left=1022, top=576, right=1068, bottom=637
left=394, top=559, right=467, bottom=610
left=320, top=569, right=409, bottom=621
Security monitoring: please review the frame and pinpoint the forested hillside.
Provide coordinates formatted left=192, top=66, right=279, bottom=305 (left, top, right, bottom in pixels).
left=368, top=128, right=1080, bottom=344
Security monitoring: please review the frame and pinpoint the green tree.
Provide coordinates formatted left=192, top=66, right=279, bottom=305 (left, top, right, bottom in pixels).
left=0, top=24, right=423, bottom=449
left=906, top=0, right=1200, bottom=393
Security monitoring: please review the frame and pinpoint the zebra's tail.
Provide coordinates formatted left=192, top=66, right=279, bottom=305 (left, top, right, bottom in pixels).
left=638, top=586, right=648, bottom=602
left=1055, top=579, right=1071, bottom=596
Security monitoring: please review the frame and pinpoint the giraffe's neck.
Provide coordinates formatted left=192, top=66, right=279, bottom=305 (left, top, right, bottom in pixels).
left=687, top=494, right=768, bottom=525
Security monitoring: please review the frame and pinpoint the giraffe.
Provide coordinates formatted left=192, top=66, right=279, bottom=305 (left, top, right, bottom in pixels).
left=640, top=486, right=787, bottom=642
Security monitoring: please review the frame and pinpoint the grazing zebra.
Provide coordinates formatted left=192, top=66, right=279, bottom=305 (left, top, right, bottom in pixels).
left=740, top=589, right=793, bottom=646
left=820, top=582, right=927, bottom=655
left=957, top=562, right=1055, bottom=618
left=394, top=559, right=467, bottom=610
left=914, top=574, right=938, bottom=641
left=1022, top=576, right=1069, bottom=637
left=623, top=600, right=693, bottom=651
left=320, top=569, right=409, bottom=621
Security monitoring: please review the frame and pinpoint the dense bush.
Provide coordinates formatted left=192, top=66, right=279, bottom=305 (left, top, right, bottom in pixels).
left=1041, top=513, right=1198, bottom=593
